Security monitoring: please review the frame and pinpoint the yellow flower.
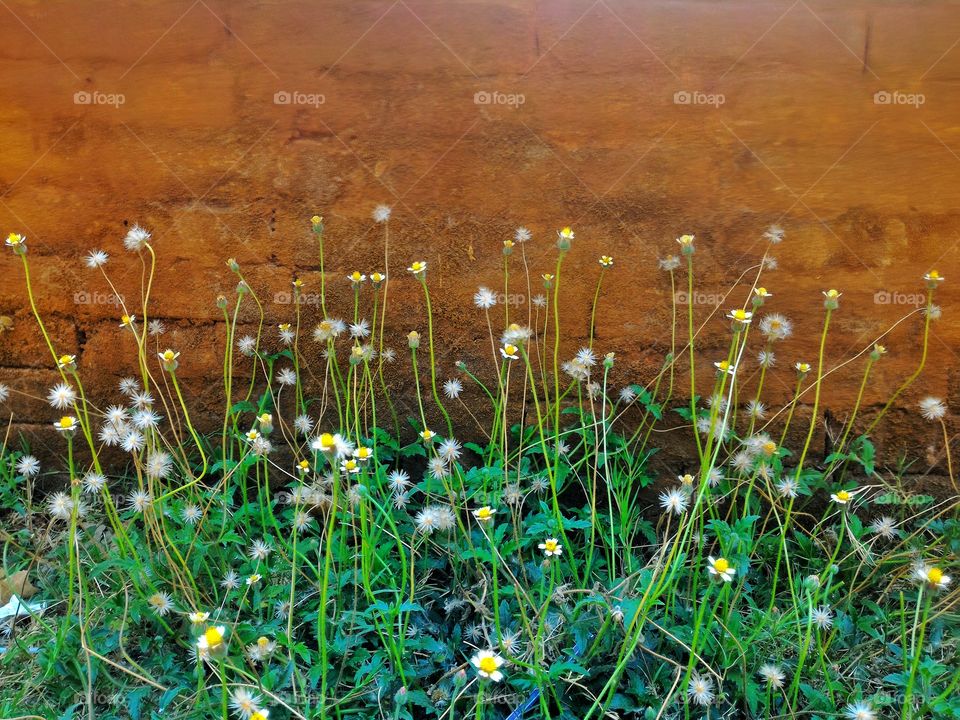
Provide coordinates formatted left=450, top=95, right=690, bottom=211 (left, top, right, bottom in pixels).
left=292, top=278, right=304, bottom=290
left=370, top=272, right=386, bottom=285
left=727, top=308, right=753, bottom=325
left=57, top=354, right=77, bottom=370
left=250, top=712, right=269, bottom=720
left=297, top=459, right=311, bottom=473
left=246, top=573, right=261, bottom=586
left=471, top=650, right=505, bottom=681
left=420, top=429, right=436, bottom=442
left=503, top=239, right=514, bottom=249
left=316, top=432, right=335, bottom=453
left=599, top=255, right=614, bottom=267
left=795, top=362, right=811, bottom=374
left=924, top=270, right=944, bottom=284
left=119, top=314, right=136, bottom=328
left=831, top=488, right=854, bottom=504
left=407, top=261, right=427, bottom=275
left=753, top=287, right=772, bottom=298
left=407, top=330, right=421, bottom=349
left=538, top=538, right=562, bottom=557
left=713, top=359, right=735, bottom=375
left=354, top=446, right=373, bottom=462
left=311, top=215, right=323, bottom=226
left=347, top=271, right=366, bottom=285
left=678, top=473, right=695, bottom=486
left=197, top=624, right=228, bottom=657
left=473, top=506, right=496, bottom=522
left=676, top=234, right=695, bottom=248
left=708, top=556, right=736, bottom=582
left=188, top=611, right=210, bottom=625
left=5, top=232, right=25, bottom=248
left=558, top=227, right=575, bottom=240
left=500, top=344, right=519, bottom=360
left=54, top=415, right=77, bottom=433
left=245, top=429, right=261, bottom=442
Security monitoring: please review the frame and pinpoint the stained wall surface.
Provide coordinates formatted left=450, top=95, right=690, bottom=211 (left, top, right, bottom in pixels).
left=0, top=0, right=958, bottom=474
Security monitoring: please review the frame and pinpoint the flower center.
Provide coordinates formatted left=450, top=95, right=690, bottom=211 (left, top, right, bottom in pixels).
left=928, top=567, right=943, bottom=584
left=59, top=416, right=74, bottom=428
left=713, top=558, right=729, bottom=573
left=204, top=626, right=223, bottom=647
left=479, top=656, right=498, bottom=674
left=836, top=490, right=850, bottom=502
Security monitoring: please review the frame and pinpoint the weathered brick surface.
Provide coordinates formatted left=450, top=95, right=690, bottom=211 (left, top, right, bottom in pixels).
left=0, top=0, right=958, bottom=477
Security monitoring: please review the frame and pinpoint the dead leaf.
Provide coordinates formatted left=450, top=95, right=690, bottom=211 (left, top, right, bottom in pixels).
left=0, top=570, right=38, bottom=605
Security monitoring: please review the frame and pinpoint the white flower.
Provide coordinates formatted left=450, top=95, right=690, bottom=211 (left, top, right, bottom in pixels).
left=82, top=472, right=106, bottom=494
left=763, top=226, right=785, bottom=243
left=758, top=664, right=786, bottom=688
left=707, top=556, right=736, bottom=582
left=85, top=249, right=109, bottom=268
left=119, top=377, right=140, bottom=396
left=127, top=489, right=152, bottom=513
left=443, top=378, right=463, bottom=399
left=474, top=287, right=497, bottom=309
left=919, top=396, right=947, bottom=421
left=237, top=335, right=256, bottom=356
left=249, top=539, right=273, bottom=561
left=372, top=204, right=392, bottom=223
left=294, top=414, right=314, bottom=435
left=659, top=488, right=688, bottom=515
left=145, top=450, right=173, bottom=479
left=47, top=382, right=77, bottom=409
left=759, top=313, right=792, bottom=341
left=122, top=430, right=146, bottom=453
left=149, top=319, right=165, bottom=337
left=16, top=455, right=40, bottom=477
left=687, top=672, right=715, bottom=706
left=438, top=438, right=462, bottom=463
left=776, top=478, right=799, bottom=498
left=276, top=368, right=297, bottom=386
left=132, top=409, right=161, bottom=430
left=869, top=516, right=899, bottom=540
left=387, top=469, right=410, bottom=492
left=130, top=391, right=154, bottom=410
left=220, top=571, right=239, bottom=591
left=844, top=701, right=877, bottom=720
left=659, top=255, right=681, bottom=271
left=514, top=227, right=531, bottom=242
left=349, top=319, right=371, bottom=338
left=538, top=538, right=562, bottom=557
left=182, top=504, right=202, bottom=524
left=913, top=563, right=952, bottom=591
left=48, top=491, right=73, bottom=520
left=810, top=604, right=833, bottom=630
left=123, top=224, right=151, bottom=252
left=148, top=591, right=174, bottom=616
left=471, top=649, right=505, bottom=681
left=229, top=688, right=263, bottom=719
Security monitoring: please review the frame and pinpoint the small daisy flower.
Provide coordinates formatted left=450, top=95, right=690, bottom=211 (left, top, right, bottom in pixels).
left=831, top=488, right=856, bottom=505
left=158, top=348, right=180, bottom=371
left=246, top=573, right=262, bottom=586
left=188, top=611, right=210, bottom=625
left=407, top=260, right=427, bottom=275
left=759, top=313, right=792, bottom=341
left=869, top=516, right=899, bottom=540
left=538, top=538, right=562, bottom=557
left=56, top=354, right=77, bottom=371
left=676, top=234, right=695, bottom=254
left=713, top=359, right=736, bottom=376
left=471, top=650, right=505, bottom=681
left=727, top=308, right=753, bottom=326
left=182, top=504, right=202, bottom=524
left=473, top=506, right=496, bottom=522
left=221, top=571, right=240, bottom=591
left=248, top=539, right=273, bottom=561
left=127, top=489, right=152, bottom=513
left=388, top=469, right=410, bottom=492
left=340, top=458, right=361, bottom=475
left=822, top=288, right=842, bottom=309
left=795, top=361, right=811, bottom=375
left=5, top=232, right=27, bottom=253
left=599, top=255, right=613, bottom=267
left=119, top=314, right=136, bottom=328
left=707, top=556, right=736, bottom=582
left=197, top=625, right=228, bottom=657
left=443, top=378, right=463, bottom=399
left=914, top=564, right=952, bottom=591
left=47, top=491, right=73, bottom=520
left=924, top=270, right=944, bottom=287
left=54, top=415, right=78, bottom=434
left=276, top=368, right=297, bottom=386
left=500, top=344, right=520, bottom=360
left=420, top=429, right=436, bottom=443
